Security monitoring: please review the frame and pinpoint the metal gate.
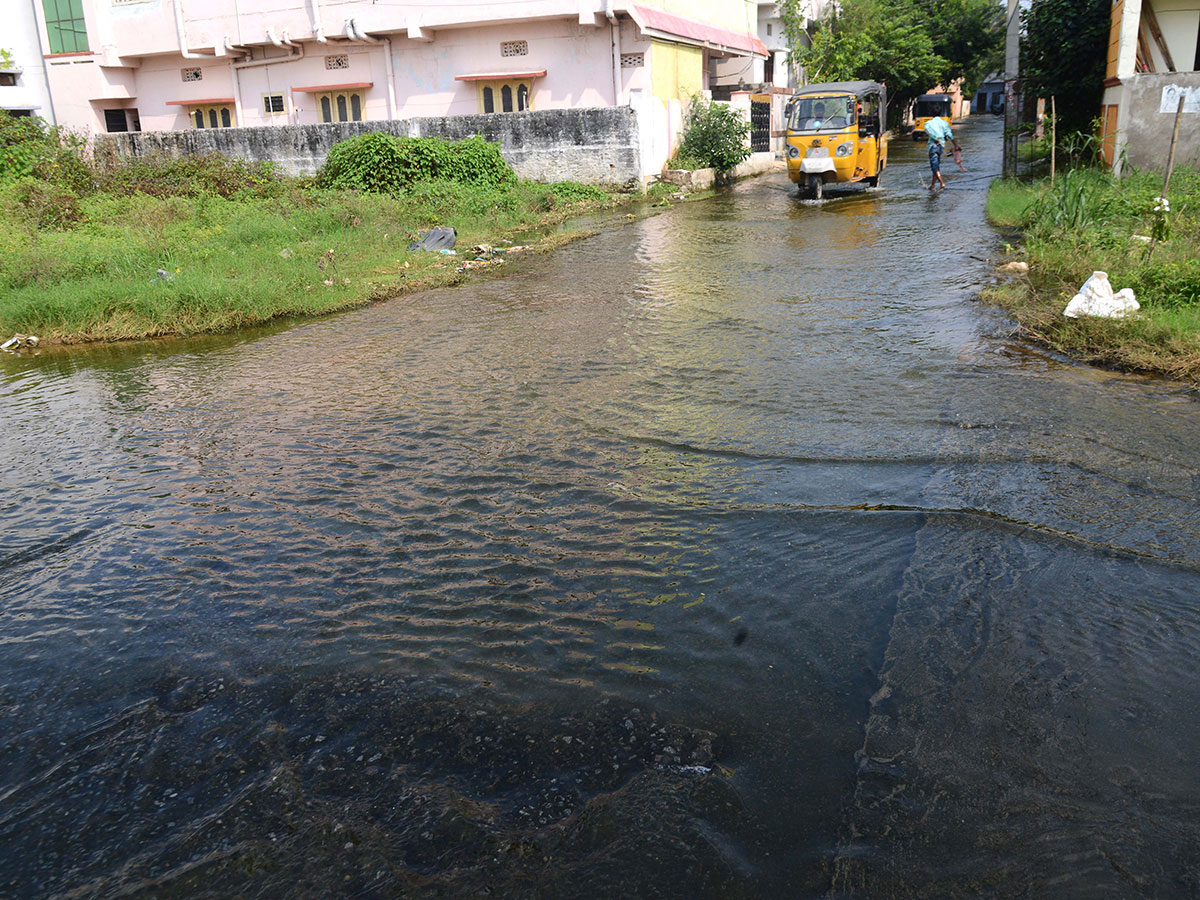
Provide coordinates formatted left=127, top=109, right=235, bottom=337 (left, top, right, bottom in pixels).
left=750, top=99, right=771, bottom=153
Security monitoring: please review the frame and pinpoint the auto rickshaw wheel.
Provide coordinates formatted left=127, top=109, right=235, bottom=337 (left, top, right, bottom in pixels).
left=866, top=172, right=880, bottom=188
left=805, top=178, right=822, bottom=201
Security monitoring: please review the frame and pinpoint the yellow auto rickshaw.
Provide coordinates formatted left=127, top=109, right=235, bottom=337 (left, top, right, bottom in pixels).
left=785, top=81, right=887, bottom=201
left=912, top=93, right=952, bottom=140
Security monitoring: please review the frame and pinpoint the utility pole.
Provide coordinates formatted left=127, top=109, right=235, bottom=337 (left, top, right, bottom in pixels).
left=1003, top=0, right=1020, bottom=178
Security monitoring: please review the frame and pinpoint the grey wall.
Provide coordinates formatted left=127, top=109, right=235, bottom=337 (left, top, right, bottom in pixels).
left=95, top=107, right=642, bottom=186
left=1122, top=73, right=1200, bottom=172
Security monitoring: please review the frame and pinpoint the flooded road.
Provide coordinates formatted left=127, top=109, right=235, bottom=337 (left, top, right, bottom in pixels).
left=3, top=116, right=1199, bottom=898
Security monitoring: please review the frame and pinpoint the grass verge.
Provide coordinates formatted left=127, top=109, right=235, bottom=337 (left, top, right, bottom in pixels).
left=0, top=178, right=665, bottom=345
left=983, top=168, right=1200, bottom=384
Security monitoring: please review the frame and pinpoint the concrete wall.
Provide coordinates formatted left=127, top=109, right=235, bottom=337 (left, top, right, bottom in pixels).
left=94, top=106, right=642, bottom=185
left=1121, top=72, right=1200, bottom=171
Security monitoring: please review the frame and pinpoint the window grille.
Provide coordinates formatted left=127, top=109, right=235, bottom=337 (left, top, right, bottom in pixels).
left=500, top=40, right=528, bottom=58
left=182, top=67, right=202, bottom=82
left=620, top=53, right=643, bottom=68
left=325, top=54, right=350, bottom=70
left=263, top=94, right=285, bottom=114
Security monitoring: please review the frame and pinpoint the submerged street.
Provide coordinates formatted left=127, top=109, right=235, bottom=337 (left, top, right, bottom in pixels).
left=3, top=116, right=1199, bottom=897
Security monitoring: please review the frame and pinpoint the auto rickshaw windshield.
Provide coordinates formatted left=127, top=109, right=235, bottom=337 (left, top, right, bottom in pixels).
left=914, top=98, right=951, bottom=118
left=788, top=95, right=857, bottom=132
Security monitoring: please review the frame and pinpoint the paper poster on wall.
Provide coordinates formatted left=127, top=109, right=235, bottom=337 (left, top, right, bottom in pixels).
left=1159, top=85, right=1200, bottom=113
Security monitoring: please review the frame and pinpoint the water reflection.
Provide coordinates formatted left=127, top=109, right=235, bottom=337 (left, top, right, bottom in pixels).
left=2, top=117, right=1199, bottom=897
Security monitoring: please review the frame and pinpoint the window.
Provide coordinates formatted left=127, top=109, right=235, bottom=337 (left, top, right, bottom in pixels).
left=500, top=40, right=528, bottom=57
left=316, top=90, right=363, bottom=122
left=263, top=93, right=285, bottom=114
left=325, top=54, right=350, bottom=70
left=182, top=67, right=202, bottom=82
left=103, top=108, right=128, bottom=132
left=620, top=53, right=643, bottom=68
left=477, top=80, right=531, bottom=114
left=766, top=23, right=772, bottom=36
left=0, top=73, right=17, bottom=87
left=42, top=0, right=89, bottom=54
left=190, top=104, right=235, bottom=129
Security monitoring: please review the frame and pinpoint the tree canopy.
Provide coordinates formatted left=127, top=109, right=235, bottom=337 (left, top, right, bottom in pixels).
left=1021, top=0, right=1110, bottom=135
left=779, top=0, right=1004, bottom=114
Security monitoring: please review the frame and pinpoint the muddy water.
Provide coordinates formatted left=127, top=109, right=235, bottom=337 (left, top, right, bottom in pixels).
left=3, top=117, right=1199, bottom=898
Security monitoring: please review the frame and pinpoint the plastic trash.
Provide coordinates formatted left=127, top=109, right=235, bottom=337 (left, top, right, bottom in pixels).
left=407, top=226, right=457, bottom=252
left=1, top=334, right=40, bottom=352
left=1063, top=271, right=1140, bottom=319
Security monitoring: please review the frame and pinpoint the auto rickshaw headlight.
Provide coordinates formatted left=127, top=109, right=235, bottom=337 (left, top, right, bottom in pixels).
left=787, top=145, right=801, bottom=159
left=835, top=141, right=854, bottom=157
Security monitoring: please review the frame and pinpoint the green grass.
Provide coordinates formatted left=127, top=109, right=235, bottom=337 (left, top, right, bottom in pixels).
left=983, top=168, right=1200, bottom=383
left=0, top=177, right=640, bottom=344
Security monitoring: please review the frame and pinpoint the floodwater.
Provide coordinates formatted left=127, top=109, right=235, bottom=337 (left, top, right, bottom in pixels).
left=3, top=116, right=1199, bottom=898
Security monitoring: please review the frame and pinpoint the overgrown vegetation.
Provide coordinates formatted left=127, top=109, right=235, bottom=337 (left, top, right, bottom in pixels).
left=984, top=168, right=1200, bottom=382
left=668, top=95, right=751, bottom=173
left=0, top=113, right=636, bottom=344
left=779, top=0, right=1003, bottom=114
left=1021, top=0, right=1110, bottom=139
left=317, top=133, right=516, bottom=193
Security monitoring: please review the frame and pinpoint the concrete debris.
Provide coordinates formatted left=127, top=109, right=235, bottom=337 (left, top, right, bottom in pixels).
left=1130, top=234, right=1152, bottom=244
left=407, top=226, right=457, bottom=252
left=153, top=268, right=175, bottom=282
left=1063, top=271, right=1140, bottom=319
left=279, top=247, right=294, bottom=258
left=1, top=334, right=40, bottom=352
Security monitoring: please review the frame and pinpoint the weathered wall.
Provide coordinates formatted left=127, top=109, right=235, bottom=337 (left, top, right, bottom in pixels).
left=1121, top=73, right=1200, bottom=171
left=94, top=107, right=642, bottom=185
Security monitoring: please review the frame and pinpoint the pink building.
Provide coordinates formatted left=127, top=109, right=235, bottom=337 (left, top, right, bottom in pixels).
left=29, top=0, right=765, bottom=175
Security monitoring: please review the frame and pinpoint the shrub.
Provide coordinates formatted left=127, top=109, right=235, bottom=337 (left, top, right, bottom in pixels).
left=318, top=133, right=514, bottom=193
left=11, top=177, right=83, bottom=228
left=0, top=111, right=92, bottom=193
left=547, top=181, right=607, bottom=204
left=95, top=152, right=285, bottom=199
left=672, top=96, right=752, bottom=173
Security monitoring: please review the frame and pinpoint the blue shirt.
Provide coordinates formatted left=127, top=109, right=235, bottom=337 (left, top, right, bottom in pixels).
left=925, top=117, right=953, bottom=148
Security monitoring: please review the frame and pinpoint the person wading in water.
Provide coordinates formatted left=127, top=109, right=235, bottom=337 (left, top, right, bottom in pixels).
left=925, top=115, right=954, bottom=191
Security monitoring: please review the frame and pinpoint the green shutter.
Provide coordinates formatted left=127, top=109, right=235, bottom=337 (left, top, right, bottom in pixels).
left=43, top=0, right=89, bottom=54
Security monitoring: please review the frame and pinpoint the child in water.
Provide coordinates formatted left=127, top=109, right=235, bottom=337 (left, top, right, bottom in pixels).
left=950, top=140, right=966, bottom=172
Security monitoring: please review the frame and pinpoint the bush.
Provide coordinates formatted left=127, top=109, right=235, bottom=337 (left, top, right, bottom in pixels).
left=0, top=111, right=92, bottom=193
left=547, top=181, right=607, bottom=204
left=318, top=133, right=514, bottom=193
left=671, top=96, right=752, bottom=173
left=10, top=177, right=83, bottom=228
left=95, top=152, right=285, bottom=199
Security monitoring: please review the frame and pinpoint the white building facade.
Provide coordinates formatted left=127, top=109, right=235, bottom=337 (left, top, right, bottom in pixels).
left=25, top=1, right=763, bottom=141
left=2, top=0, right=56, bottom=122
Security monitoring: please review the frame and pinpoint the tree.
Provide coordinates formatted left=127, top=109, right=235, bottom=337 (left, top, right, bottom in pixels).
left=916, top=0, right=1005, bottom=92
left=780, top=0, right=1004, bottom=114
left=1021, top=0, right=1110, bottom=136
left=779, top=0, right=947, bottom=114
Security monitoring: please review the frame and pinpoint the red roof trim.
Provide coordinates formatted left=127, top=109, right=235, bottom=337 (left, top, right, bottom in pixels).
left=44, top=51, right=95, bottom=59
left=165, top=97, right=235, bottom=105
left=629, top=4, right=767, bottom=58
left=291, top=81, right=373, bottom=93
left=455, top=70, right=546, bottom=82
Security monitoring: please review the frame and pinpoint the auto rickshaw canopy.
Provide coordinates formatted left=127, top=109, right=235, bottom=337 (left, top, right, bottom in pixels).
left=791, top=80, right=887, bottom=112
